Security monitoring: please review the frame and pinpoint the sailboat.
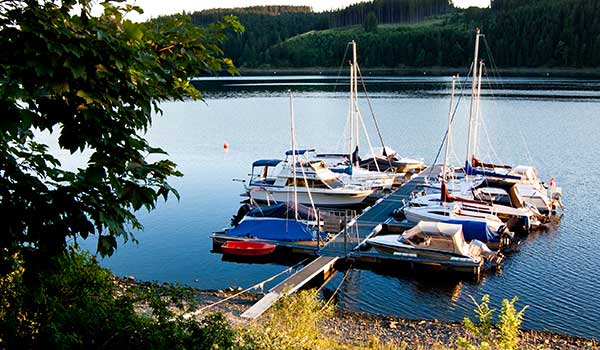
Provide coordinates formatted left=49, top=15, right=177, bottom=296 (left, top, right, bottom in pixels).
left=459, top=30, right=562, bottom=215
left=315, top=41, right=421, bottom=189
left=243, top=93, right=373, bottom=208
left=403, top=76, right=515, bottom=249
left=215, top=93, right=332, bottom=247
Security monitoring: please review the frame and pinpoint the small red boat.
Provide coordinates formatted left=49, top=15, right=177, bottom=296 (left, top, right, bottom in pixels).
left=220, top=241, right=276, bottom=256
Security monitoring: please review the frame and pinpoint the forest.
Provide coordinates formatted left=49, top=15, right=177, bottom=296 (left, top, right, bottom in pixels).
left=167, top=0, right=599, bottom=68
left=170, top=0, right=600, bottom=68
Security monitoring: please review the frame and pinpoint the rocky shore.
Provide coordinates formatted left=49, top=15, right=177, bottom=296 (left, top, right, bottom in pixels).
left=121, top=278, right=598, bottom=350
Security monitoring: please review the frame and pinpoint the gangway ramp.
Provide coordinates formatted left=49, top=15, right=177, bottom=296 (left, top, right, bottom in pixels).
left=241, top=255, right=338, bottom=319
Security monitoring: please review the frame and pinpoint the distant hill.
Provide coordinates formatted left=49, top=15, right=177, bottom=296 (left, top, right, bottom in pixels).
left=169, top=0, right=600, bottom=69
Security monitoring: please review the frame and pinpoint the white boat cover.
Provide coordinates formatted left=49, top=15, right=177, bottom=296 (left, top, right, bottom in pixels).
left=401, top=221, right=471, bottom=257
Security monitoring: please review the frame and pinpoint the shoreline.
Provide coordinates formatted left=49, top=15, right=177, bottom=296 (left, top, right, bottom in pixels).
left=238, top=66, right=600, bottom=78
left=121, top=278, right=599, bottom=349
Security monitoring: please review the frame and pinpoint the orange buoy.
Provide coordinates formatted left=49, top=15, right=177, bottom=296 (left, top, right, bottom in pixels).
left=223, top=142, right=229, bottom=150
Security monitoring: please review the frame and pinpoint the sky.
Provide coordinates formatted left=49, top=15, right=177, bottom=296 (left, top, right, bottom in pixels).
left=121, top=0, right=491, bottom=22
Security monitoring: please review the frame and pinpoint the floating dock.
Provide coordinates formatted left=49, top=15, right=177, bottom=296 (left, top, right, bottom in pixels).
left=237, top=166, right=447, bottom=319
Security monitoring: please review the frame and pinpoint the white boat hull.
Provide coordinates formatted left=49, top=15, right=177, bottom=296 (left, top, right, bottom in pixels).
left=246, top=186, right=372, bottom=207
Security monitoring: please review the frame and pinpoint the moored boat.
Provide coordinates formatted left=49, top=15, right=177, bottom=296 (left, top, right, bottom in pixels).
left=221, top=241, right=276, bottom=256
left=367, top=221, right=501, bottom=274
left=244, top=150, right=373, bottom=208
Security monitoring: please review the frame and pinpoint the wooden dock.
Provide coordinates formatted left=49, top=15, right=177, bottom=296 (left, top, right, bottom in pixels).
left=239, top=166, right=441, bottom=319
left=241, top=256, right=338, bottom=319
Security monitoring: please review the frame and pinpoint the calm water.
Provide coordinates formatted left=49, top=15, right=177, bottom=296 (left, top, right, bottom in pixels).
left=77, top=76, right=600, bottom=339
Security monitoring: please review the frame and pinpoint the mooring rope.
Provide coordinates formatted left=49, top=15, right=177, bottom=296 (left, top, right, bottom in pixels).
left=180, top=257, right=310, bottom=320
left=320, top=263, right=353, bottom=311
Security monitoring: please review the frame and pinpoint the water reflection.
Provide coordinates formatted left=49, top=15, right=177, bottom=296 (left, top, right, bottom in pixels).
left=78, top=76, right=600, bottom=339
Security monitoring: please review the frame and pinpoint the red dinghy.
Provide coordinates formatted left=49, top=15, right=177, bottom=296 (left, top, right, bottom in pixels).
left=221, top=241, right=276, bottom=256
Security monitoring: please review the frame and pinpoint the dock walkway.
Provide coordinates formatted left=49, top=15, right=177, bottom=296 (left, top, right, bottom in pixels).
left=241, top=167, right=440, bottom=319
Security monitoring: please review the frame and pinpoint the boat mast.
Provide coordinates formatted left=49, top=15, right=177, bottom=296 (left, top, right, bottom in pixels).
left=465, top=28, right=482, bottom=175
left=472, top=60, right=484, bottom=161
left=348, top=58, right=354, bottom=167
left=444, top=76, right=457, bottom=182
left=289, top=91, right=298, bottom=219
left=352, top=40, right=359, bottom=167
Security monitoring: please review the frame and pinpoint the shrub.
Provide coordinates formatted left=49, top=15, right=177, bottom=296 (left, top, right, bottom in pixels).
left=0, top=249, right=238, bottom=350
left=458, top=294, right=528, bottom=350
left=239, top=289, right=337, bottom=350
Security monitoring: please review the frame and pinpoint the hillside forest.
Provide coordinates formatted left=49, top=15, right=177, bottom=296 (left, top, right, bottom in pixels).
left=182, top=0, right=600, bottom=68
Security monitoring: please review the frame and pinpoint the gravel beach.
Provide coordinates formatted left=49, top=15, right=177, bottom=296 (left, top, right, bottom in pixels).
left=170, top=285, right=599, bottom=350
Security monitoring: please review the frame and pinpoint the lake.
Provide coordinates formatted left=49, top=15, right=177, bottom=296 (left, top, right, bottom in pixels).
left=79, top=75, right=600, bottom=339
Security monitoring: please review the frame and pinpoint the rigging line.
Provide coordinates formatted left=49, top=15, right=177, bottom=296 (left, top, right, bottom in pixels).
left=331, top=42, right=351, bottom=94
left=425, top=67, right=473, bottom=181
left=181, top=258, right=310, bottom=320
left=483, top=38, right=537, bottom=168
left=476, top=63, right=504, bottom=166
left=355, top=65, right=386, bottom=150
left=356, top=63, right=388, bottom=171
left=477, top=66, right=504, bottom=166
left=481, top=66, right=510, bottom=164
left=482, top=36, right=505, bottom=92
left=320, top=263, right=353, bottom=311
left=296, top=152, right=318, bottom=217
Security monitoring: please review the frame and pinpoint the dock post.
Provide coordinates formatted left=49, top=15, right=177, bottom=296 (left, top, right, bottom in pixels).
left=317, top=209, right=321, bottom=250
left=343, top=212, right=348, bottom=253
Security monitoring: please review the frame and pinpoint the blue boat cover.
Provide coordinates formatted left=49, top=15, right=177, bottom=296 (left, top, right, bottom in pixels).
left=447, top=219, right=499, bottom=243
left=252, top=159, right=281, bottom=167
left=464, top=161, right=521, bottom=180
left=285, top=149, right=315, bottom=156
left=226, top=218, right=321, bottom=242
left=246, top=201, right=334, bottom=221
left=331, top=165, right=353, bottom=175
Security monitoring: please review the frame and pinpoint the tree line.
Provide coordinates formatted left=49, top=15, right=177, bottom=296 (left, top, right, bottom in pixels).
left=183, top=0, right=600, bottom=68
left=187, top=1, right=453, bottom=67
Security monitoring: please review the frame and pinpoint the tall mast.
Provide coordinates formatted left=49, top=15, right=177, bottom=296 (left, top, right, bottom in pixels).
left=289, top=91, right=298, bottom=219
left=348, top=42, right=354, bottom=165
left=465, top=28, right=482, bottom=173
left=472, top=60, right=484, bottom=160
left=352, top=40, right=359, bottom=167
left=444, top=76, right=457, bottom=182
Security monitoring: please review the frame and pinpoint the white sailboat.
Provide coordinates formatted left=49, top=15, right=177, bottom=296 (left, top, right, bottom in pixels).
left=244, top=93, right=373, bottom=208
left=460, top=30, right=562, bottom=215
left=316, top=40, right=418, bottom=190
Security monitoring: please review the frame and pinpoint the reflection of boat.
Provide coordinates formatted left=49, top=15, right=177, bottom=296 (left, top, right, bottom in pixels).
left=367, top=221, right=501, bottom=274
left=221, top=241, right=276, bottom=256
left=244, top=150, right=373, bottom=208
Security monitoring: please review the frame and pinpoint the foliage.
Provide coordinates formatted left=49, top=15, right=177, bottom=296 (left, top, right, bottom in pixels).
left=0, top=0, right=242, bottom=276
left=185, top=0, right=600, bottom=68
left=364, top=12, right=379, bottom=33
left=458, top=294, right=528, bottom=350
left=0, top=249, right=239, bottom=349
left=187, top=0, right=452, bottom=67
left=239, top=289, right=338, bottom=350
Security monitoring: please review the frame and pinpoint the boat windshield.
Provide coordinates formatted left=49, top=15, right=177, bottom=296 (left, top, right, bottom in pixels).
left=323, top=178, right=344, bottom=189
left=474, top=188, right=512, bottom=207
